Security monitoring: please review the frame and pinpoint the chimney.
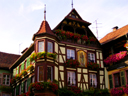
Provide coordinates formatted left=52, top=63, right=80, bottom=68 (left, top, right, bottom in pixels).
left=112, top=26, right=118, bottom=31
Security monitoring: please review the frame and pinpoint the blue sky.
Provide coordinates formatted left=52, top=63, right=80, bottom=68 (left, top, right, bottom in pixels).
left=0, top=0, right=128, bottom=55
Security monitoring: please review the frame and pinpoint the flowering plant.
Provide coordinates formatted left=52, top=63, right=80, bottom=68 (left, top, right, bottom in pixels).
left=104, top=51, right=127, bottom=65
left=111, top=87, right=124, bottom=96
left=20, top=70, right=27, bottom=76
left=74, top=33, right=81, bottom=40
left=26, top=64, right=34, bottom=72
left=65, top=59, right=80, bottom=68
left=81, top=35, right=88, bottom=41
left=65, top=31, right=74, bottom=38
left=29, top=81, right=58, bottom=93
left=30, top=52, right=57, bottom=62
left=124, top=42, right=128, bottom=50
left=69, top=86, right=82, bottom=94
left=47, top=52, right=57, bottom=60
left=15, top=74, right=22, bottom=80
left=10, top=77, right=16, bottom=84
left=89, top=37, right=96, bottom=42
left=87, top=62, right=100, bottom=69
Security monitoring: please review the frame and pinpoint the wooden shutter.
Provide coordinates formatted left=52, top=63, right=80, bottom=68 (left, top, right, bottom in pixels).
left=16, top=85, right=19, bottom=96
left=109, top=74, right=113, bottom=89
left=0, top=73, right=2, bottom=85
left=120, top=71, right=125, bottom=86
left=21, top=82, right=24, bottom=94
left=27, top=57, right=30, bottom=68
left=13, top=69, right=16, bottom=77
left=27, top=78, right=31, bottom=91
left=21, top=62, right=24, bottom=71
left=17, top=66, right=19, bottom=74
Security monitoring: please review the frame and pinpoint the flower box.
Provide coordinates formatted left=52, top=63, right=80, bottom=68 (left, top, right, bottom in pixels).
left=65, top=59, right=80, bottom=68
left=87, top=62, right=100, bottom=70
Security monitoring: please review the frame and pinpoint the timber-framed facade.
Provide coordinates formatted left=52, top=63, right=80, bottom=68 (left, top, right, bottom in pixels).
left=10, top=8, right=107, bottom=96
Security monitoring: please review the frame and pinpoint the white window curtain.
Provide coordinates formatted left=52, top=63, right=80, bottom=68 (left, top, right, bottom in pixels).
left=67, top=49, right=75, bottom=59
left=88, top=53, right=95, bottom=63
left=38, top=41, right=44, bottom=52
left=90, top=73, right=97, bottom=88
left=67, top=71, right=76, bottom=86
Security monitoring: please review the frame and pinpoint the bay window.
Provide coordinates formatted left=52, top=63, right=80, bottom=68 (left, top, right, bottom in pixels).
left=88, top=52, right=95, bottom=63
left=38, top=41, right=44, bottom=52
left=89, top=73, right=97, bottom=88
left=67, top=49, right=75, bottom=59
left=47, top=66, right=53, bottom=81
left=48, top=41, right=53, bottom=53
left=38, top=66, right=44, bottom=82
left=67, top=71, right=76, bottom=86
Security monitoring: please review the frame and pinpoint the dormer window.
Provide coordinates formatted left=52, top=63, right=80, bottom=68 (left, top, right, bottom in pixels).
left=72, top=14, right=76, bottom=18
left=67, top=49, right=75, bottom=59
left=38, top=41, right=44, bottom=52
left=48, top=42, right=53, bottom=53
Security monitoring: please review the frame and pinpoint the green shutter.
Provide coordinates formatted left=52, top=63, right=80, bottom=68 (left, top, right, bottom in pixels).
left=109, top=74, right=113, bottom=89
left=17, top=66, right=19, bottom=74
left=13, top=69, right=16, bottom=77
left=120, top=71, right=126, bottom=86
left=21, top=62, right=24, bottom=71
left=27, top=78, right=31, bottom=91
left=27, top=57, right=30, bottom=68
left=16, top=85, right=19, bottom=96
left=21, top=82, right=24, bottom=94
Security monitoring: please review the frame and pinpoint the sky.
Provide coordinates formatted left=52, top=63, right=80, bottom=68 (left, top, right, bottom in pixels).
left=0, top=0, right=128, bottom=55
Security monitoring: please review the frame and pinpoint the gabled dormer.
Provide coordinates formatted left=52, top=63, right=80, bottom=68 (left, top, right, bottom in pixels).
left=53, top=8, right=100, bottom=47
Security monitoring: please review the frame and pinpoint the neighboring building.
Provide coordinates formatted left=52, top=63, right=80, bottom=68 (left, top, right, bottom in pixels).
left=99, top=25, right=128, bottom=89
left=0, top=52, right=20, bottom=96
left=10, top=8, right=107, bottom=96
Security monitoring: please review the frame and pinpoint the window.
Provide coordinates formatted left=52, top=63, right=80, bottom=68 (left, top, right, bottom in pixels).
left=25, top=81, right=27, bottom=93
left=2, top=94, right=10, bottom=96
left=0, top=73, right=2, bottom=85
left=88, top=53, right=95, bottom=63
left=71, top=14, right=76, bottom=18
left=89, top=73, right=97, bottom=88
left=19, top=84, right=21, bottom=95
left=3, top=74, right=10, bottom=85
left=48, top=42, right=53, bottom=53
left=67, top=71, right=76, bottom=86
left=14, top=87, right=16, bottom=96
left=47, top=66, right=53, bottom=81
left=38, top=41, right=44, bottom=52
left=67, top=49, right=75, bottom=59
left=19, top=65, right=21, bottom=74
left=38, top=66, right=44, bottom=82
left=126, top=71, right=128, bottom=85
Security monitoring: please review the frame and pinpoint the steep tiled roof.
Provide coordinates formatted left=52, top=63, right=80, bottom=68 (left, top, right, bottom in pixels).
left=99, top=24, right=128, bottom=44
left=37, top=20, right=55, bottom=35
left=0, top=52, right=20, bottom=69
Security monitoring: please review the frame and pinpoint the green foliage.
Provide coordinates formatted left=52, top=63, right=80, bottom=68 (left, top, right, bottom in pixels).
left=0, top=86, right=12, bottom=93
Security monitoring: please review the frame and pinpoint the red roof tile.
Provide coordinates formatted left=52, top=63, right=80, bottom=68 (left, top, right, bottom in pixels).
left=99, top=24, right=128, bottom=44
left=37, top=20, right=55, bottom=35
left=0, top=52, right=20, bottom=68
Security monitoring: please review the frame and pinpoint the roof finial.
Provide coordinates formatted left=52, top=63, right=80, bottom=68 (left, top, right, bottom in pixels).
left=71, top=0, right=73, bottom=9
left=44, top=4, right=46, bottom=21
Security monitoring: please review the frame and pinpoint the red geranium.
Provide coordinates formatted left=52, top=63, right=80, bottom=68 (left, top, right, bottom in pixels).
left=81, top=35, right=88, bottom=41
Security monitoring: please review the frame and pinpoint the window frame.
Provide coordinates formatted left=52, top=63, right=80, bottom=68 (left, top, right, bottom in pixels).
left=38, top=65, right=44, bottom=82
left=47, top=66, right=54, bottom=82
left=67, top=48, right=75, bottom=60
left=67, top=70, right=76, bottom=86
left=24, top=80, right=27, bottom=93
left=114, top=72, right=121, bottom=88
left=47, top=41, right=53, bottom=53
left=89, top=73, right=97, bottom=88
left=87, top=52, right=96, bottom=63
left=2, top=73, right=10, bottom=86
left=38, top=40, right=45, bottom=52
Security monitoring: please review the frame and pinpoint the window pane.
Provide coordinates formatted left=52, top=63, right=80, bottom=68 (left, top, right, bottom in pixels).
left=67, top=71, right=76, bottom=86
left=48, top=42, right=53, bottom=53
left=38, top=41, right=44, bottom=52
left=90, top=73, right=97, bottom=88
left=38, top=66, right=43, bottom=81
left=47, top=66, right=53, bottom=81
left=67, top=49, right=75, bottom=59
left=88, top=53, right=95, bottom=63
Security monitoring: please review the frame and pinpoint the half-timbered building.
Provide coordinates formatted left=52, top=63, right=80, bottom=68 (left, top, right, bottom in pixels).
left=10, top=8, right=107, bottom=96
